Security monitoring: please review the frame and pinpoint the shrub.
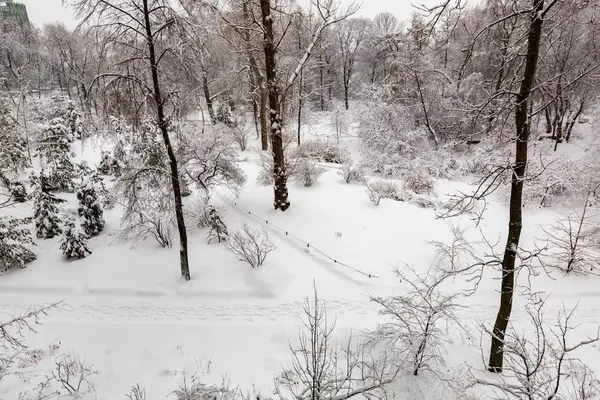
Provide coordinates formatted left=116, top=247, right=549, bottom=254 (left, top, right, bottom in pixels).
left=226, top=223, right=275, bottom=268
left=10, top=181, right=27, bottom=202
left=206, top=206, right=229, bottom=244
left=77, top=181, right=105, bottom=237
left=403, top=170, right=434, bottom=195
left=296, top=140, right=350, bottom=164
left=0, top=217, right=36, bottom=272
left=297, top=158, right=325, bottom=187
left=59, top=222, right=92, bottom=260
left=338, top=162, right=365, bottom=184
left=230, top=125, right=250, bottom=151
left=365, top=179, right=398, bottom=206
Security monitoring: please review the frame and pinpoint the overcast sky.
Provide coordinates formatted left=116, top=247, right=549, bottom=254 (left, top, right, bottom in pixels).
left=20, top=0, right=425, bottom=29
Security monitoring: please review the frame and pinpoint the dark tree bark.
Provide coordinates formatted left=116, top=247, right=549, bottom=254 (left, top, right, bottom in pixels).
left=297, top=29, right=303, bottom=146
left=141, top=0, right=191, bottom=280
left=202, top=71, right=215, bottom=124
left=297, top=69, right=303, bottom=145
left=565, top=99, right=584, bottom=143
left=260, top=0, right=290, bottom=211
left=488, top=0, right=545, bottom=372
left=259, top=84, right=269, bottom=150
left=242, top=0, right=268, bottom=151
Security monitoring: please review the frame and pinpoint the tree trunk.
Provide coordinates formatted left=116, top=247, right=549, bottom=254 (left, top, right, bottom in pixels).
left=202, top=72, right=215, bottom=124
left=488, top=0, right=545, bottom=373
left=343, top=80, right=349, bottom=110
left=319, top=52, right=325, bottom=111
left=260, top=0, right=290, bottom=211
left=297, top=69, right=303, bottom=145
left=544, top=106, right=552, bottom=134
left=297, top=31, right=303, bottom=145
left=142, top=0, right=191, bottom=281
left=565, top=100, right=584, bottom=143
left=259, top=84, right=269, bottom=150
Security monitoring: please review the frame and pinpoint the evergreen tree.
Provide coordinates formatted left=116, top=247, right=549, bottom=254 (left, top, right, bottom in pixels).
left=37, top=117, right=77, bottom=192
left=10, top=181, right=27, bottom=203
left=59, top=221, right=91, bottom=260
left=66, top=101, right=84, bottom=140
left=0, top=100, right=30, bottom=174
left=77, top=180, right=105, bottom=237
left=0, top=217, right=37, bottom=272
left=33, top=174, right=65, bottom=239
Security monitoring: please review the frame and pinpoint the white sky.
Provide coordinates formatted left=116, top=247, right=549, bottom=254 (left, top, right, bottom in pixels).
left=20, top=0, right=428, bottom=29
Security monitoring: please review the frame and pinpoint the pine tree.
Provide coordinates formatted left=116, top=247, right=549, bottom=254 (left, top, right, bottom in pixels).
left=0, top=100, right=30, bottom=174
left=59, top=222, right=91, bottom=260
left=37, top=117, right=77, bottom=192
left=10, top=181, right=27, bottom=203
left=33, top=176, right=65, bottom=239
left=77, top=180, right=105, bottom=237
left=0, top=217, right=37, bottom=272
left=66, top=101, right=84, bottom=140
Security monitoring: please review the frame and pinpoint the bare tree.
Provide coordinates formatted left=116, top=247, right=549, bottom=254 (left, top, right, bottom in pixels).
left=472, top=298, right=600, bottom=399
left=69, top=0, right=192, bottom=280
left=371, top=265, right=464, bottom=377
left=488, top=0, right=553, bottom=373
left=336, top=18, right=369, bottom=110
left=541, top=189, right=600, bottom=275
left=275, top=285, right=398, bottom=400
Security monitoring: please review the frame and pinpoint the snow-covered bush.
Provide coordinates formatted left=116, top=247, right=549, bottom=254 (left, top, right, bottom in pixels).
left=77, top=180, right=105, bottom=237
left=403, top=169, right=434, bottom=195
left=365, top=179, right=398, bottom=206
left=338, top=162, right=365, bottom=184
left=296, top=140, right=350, bottom=164
left=296, top=158, right=325, bottom=187
left=33, top=184, right=65, bottom=239
left=52, top=352, right=98, bottom=396
left=10, top=181, right=27, bottom=203
left=172, top=372, right=240, bottom=400
left=59, top=222, right=92, bottom=260
left=119, top=210, right=174, bottom=248
left=183, top=127, right=246, bottom=195
left=207, top=206, right=229, bottom=244
left=0, top=216, right=36, bottom=272
left=371, top=266, right=462, bottom=376
left=226, top=223, right=275, bottom=268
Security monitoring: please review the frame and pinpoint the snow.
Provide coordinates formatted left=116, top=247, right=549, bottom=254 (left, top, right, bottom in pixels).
left=2, top=117, right=600, bottom=399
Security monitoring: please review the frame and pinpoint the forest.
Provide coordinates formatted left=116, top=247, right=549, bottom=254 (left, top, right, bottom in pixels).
left=2, top=0, right=600, bottom=398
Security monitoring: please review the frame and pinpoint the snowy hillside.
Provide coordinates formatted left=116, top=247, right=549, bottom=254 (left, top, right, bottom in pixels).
left=3, top=0, right=600, bottom=399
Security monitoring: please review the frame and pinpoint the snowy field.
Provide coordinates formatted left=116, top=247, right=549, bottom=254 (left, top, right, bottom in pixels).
left=2, top=115, right=600, bottom=400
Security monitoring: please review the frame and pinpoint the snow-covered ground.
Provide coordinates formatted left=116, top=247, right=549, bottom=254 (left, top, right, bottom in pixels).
left=1, top=117, right=599, bottom=400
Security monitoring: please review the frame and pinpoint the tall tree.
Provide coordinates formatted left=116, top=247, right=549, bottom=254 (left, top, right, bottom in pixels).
left=336, top=18, right=368, bottom=110
left=70, top=0, right=191, bottom=280
left=488, top=0, right=549, bottom=372
left=258, top=0, right=357, bottom=210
